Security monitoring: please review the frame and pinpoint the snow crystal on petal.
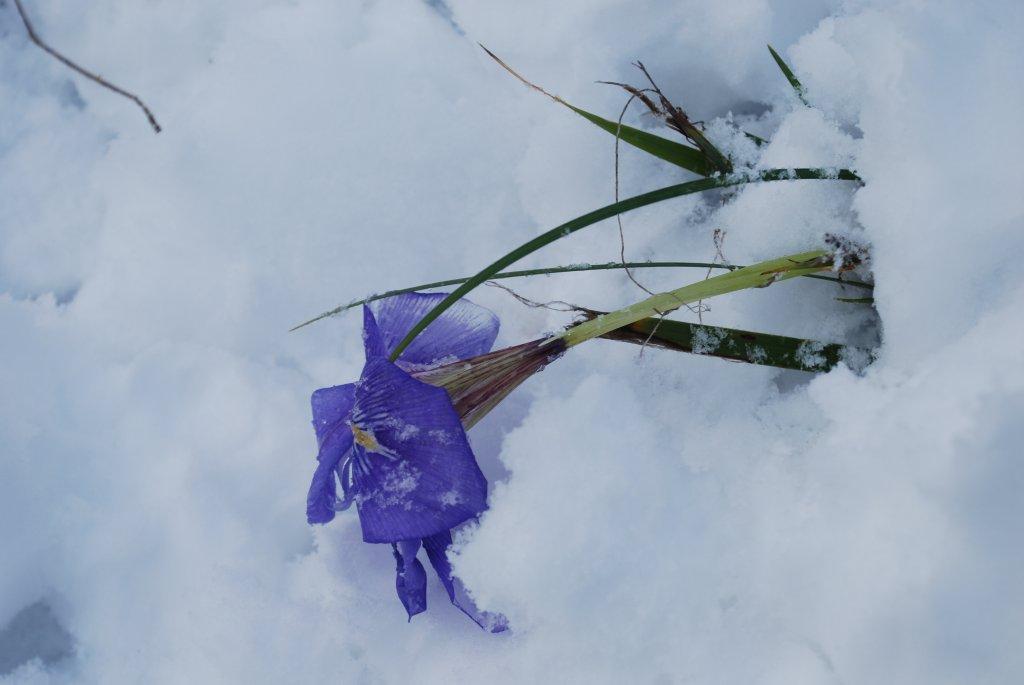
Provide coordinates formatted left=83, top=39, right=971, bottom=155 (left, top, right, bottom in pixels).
left=349, top=357, right=488, bottom=542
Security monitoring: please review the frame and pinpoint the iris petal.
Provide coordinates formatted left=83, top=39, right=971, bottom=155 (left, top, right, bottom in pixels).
left=349, top=357, right=488, bottom=543
left=362, top=305, right=389, bottom=360
left=306, top=384, right=356, bottom=524
left=311, top=384, right=356, bottom=446
left=422, top=531, right=509, bottom=633
left=371, top=292, right=499, bottom=369
left=393, top=540, right=427, bottom=619
left=422, top=530, right=457, bottom=602
left=306, top=428, right=353, bottom=524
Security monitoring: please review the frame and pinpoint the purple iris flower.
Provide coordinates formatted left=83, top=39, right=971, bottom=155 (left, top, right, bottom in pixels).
left=306, top=292, right=506, bottom=629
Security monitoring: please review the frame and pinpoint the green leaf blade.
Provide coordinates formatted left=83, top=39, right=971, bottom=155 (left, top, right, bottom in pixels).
left=290, top=261, right=872, bottom=332
left=559, top=250, right=831, bottom=347
left=601, top=317, right=873, bottom=373
left=768, top=44, right=810, bottom=106
left=386, top=168, right=860, bottom=360
left=567, top=104, right=712, bottom=176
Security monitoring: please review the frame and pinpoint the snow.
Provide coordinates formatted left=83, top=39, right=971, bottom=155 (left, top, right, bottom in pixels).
left=2, top=0, right=1023, bottom=682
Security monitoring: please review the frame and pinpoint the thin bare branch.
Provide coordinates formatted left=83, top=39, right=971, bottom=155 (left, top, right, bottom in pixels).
left=696, top=228, right=727, bottom=323
left=611, top=93, right=656, bottom=297
left=598, top=80, right=663, bottom=118
left=12, top=0, right=161, bottom=133
left=634, top=60, right=731, bottom=173
left=608, top=91, right=705, bottom=319
left=484, top=281, right=581, bottom=312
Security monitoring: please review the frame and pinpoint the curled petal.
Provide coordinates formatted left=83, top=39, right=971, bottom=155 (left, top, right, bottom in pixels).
left=306, top=428, right=353, bottom=524
left=306, top=384, right=356, bottom=524
left=371, top=292, right=499, bottom=369
left=393, top=540, right=427, bottom=620
left=350, top=357, right=488, bottom=543
left=423, top=531, right=509, bottom=633
left=422, top=530, right=457, bottom=602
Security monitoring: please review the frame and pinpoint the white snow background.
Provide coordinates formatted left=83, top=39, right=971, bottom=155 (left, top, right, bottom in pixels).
left=2, top=0, right=1023, bottom=682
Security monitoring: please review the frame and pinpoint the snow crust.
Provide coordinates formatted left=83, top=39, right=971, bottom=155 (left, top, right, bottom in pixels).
left=1, top=0, right=1022, bottom=682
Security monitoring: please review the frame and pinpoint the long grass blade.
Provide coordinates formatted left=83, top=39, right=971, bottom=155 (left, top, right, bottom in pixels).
left=559, top=250, right=832, bottom=347
left=745, top=131, right=769, bottom=146
left=599, top=317, right=873, bottom=372
left=291, top=261, right=872, bottom=332
left=388, top=167, right=859, bottom=361
left=768, top=44, right=809, bottom=106
left=567, top=104, right=712, bottom=176
left=480, top=44, right=712, bottom=176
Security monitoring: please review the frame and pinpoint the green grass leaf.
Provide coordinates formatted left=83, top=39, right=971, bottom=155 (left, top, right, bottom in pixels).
left=566, top=104, right=713, bottom=176
left=559, top=250, right=832, bottom=348
left=745, top=131, right=769, bottom=147
left=386, top=167, right=859, bottom=361
left=768, top=44, right=810, bottom=106
left=479, top=45, right=712, bottom=176
left=290, top=261, right=872, bottom=332
left=600, top=317, right=873, bottom=373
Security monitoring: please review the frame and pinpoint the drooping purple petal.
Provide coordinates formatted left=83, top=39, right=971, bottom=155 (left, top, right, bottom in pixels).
left=393, top=540, right=427, bottom=620
left=422, top=530, right=457, bottom=602
left=307, top=456, right=339, bottom=524
left=348, top=357, right=488, bottom=543
left=422, top=531, right=509, bottom=633
left=306, top=427, right=353, bottom=524
left=306, top=384, right=356, bottom=525
left=370, top=292, right=499, bottom=369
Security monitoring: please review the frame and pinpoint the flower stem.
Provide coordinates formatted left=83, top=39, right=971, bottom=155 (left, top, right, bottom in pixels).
left=559, top=250, right=830, bottom=348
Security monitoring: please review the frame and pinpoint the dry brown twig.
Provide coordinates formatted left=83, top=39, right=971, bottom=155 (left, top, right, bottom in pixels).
left=602, top=62, right=732, bottom=175
left=609, top=95, right=688, bottom=356
left=611, top=93, right=657, bottom=297
left=609, top=92, right=707, bottom=320
left=695, top=228, right=727, bottom=323
left=11, top=0, right=161, bottom=133
left=478, top=43, right=568, bottom=108
left=484, top=280, right=581, bottom=313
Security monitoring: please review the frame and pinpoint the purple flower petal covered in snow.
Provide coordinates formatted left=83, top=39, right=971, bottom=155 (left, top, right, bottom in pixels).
left=348, top=354, right=488, bottom=542
left=305, top=292, right=503, bottom=627
left=310, top=303, right=490, bottom=534
left=370, top=292, right=499, bottom=370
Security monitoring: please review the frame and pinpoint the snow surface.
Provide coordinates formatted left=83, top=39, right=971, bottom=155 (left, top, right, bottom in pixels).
left=2, top=0, right=1023, bottom=682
